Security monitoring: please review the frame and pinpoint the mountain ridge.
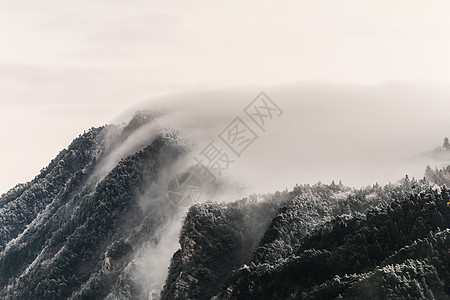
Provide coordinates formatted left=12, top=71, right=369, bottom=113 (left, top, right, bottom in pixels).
left=1, top=113, right=450, bottom=299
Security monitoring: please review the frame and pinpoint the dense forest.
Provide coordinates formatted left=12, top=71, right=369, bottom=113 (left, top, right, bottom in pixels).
left=1, top=112, right=450, bottom=299
left=0, top=112, right=190, bottom=299
left=162, top=176, right=450, bottom=299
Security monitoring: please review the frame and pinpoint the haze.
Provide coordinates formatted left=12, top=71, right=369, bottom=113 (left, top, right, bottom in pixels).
left=116, top=83, right=450, bottom=196
left=2, top=1, right=450, bottom=194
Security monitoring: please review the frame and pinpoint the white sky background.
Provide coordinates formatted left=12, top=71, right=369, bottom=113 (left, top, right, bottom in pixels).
left=2, top=1, right=450, bottom=194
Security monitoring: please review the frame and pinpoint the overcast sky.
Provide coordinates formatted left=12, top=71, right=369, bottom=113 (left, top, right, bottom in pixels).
left=2, top=1, right=450, bottom=194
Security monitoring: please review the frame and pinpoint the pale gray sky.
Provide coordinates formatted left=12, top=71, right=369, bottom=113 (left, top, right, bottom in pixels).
left=1, top=1, right=450, bottom=193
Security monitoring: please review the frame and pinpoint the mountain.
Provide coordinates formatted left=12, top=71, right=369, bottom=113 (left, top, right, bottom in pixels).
left=1, top=111, right=450, bottom=299
left=215, top=181, right=450, bottom=299
left=161, top=178, right=450, bottom=299
left=0, top=112, right=192, bottom=299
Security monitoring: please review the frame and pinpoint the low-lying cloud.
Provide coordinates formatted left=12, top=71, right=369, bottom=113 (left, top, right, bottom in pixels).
left=115, top=82, right=450, bottom=195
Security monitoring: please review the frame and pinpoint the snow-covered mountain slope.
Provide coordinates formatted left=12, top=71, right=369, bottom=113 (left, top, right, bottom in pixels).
left=2, top=110, right=450, bottom=300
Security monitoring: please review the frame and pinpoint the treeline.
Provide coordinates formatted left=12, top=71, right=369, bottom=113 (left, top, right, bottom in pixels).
left=217, top=179, right=450, bottom=299
left=2, top=135, right=185, bottom=300
left=162, top=178, right=431, bottom=300
left=0, top=111, right=191, bottom=300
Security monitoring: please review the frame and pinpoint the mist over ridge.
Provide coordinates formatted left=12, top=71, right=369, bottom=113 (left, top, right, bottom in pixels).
left=3, top=2, right=450, bottom=298
left=112, top=81, right=450, bottom=195
left=1, top=81, right=450, bottom=299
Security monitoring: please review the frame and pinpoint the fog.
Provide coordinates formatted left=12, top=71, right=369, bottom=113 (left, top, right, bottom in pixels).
left=2, top=1, right=450, bottom=298
left=132, top=209, right=186, bottom=296
left=6, top=81, right=450, bottom=297
left=98, top=81, right=450, bottom=297
left=3, top=0, right=450, bottom=195
left=115, top=82, right=450, bottom=197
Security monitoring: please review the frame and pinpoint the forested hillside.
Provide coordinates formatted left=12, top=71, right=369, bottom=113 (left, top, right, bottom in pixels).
left=0, top=112, right=190, bottom=299
left=2, top=112, right=450, bottom=300
left=160, top=177, right=450, bottom=300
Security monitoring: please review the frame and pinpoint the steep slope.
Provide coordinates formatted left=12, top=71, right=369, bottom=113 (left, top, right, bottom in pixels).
left=0, top=112, right=190, bottom=299
left=3, top=115, right=450, bottom=300
left=161, top=196, right=283, bottom=300
left=0, top=127, right=105, bottom=252
left=217, top=181, right=450, bottom=299
left=161, top=181, right=416, bottom=300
